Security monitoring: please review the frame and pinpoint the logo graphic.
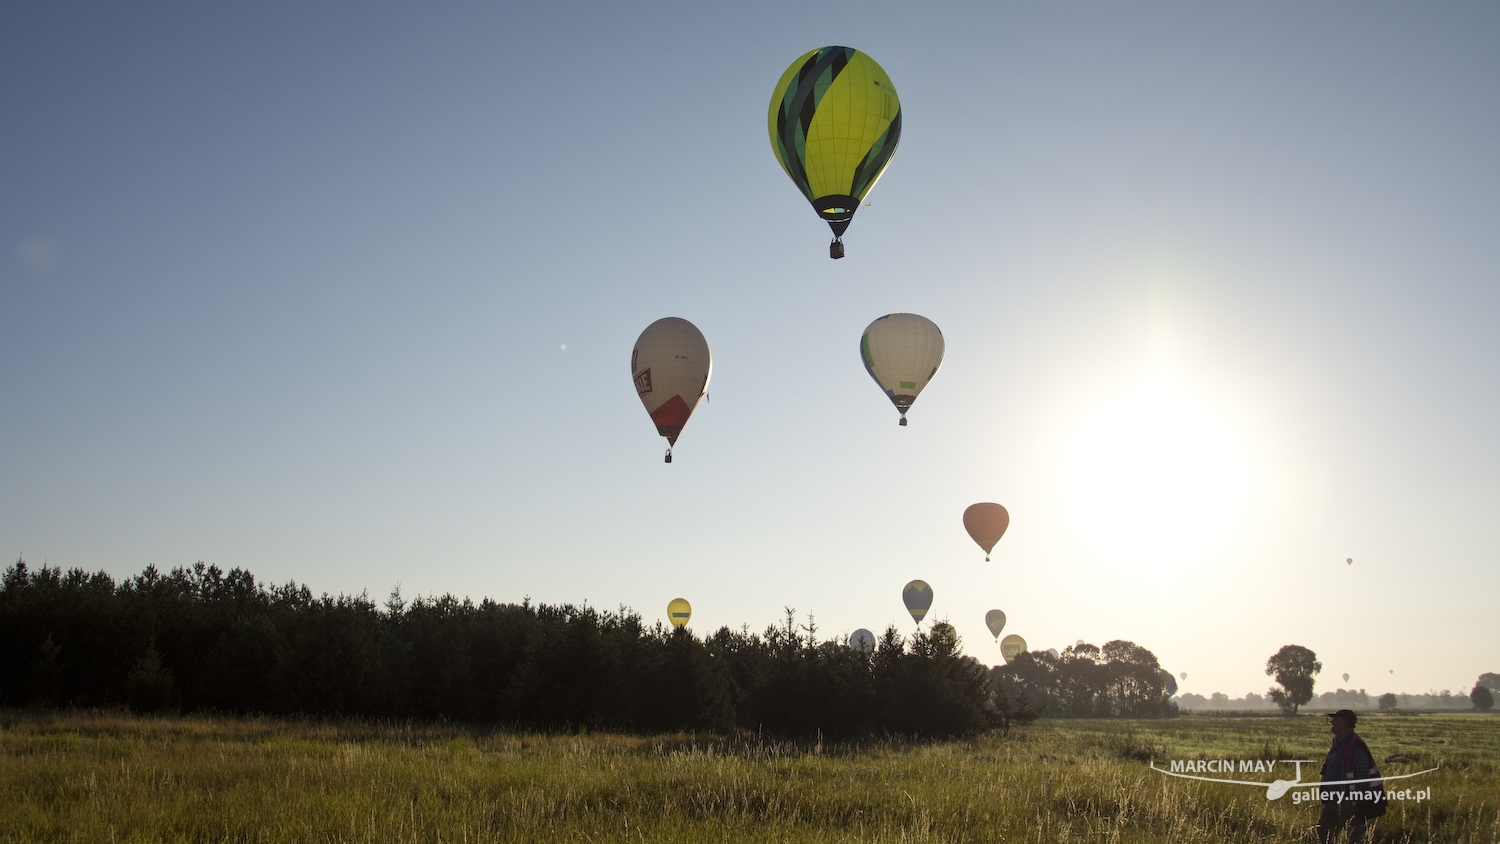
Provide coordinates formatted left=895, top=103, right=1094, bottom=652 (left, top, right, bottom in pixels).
left=1150, top=757, right=1439, bottom=802
left=634, top=368, right=653, bottom=396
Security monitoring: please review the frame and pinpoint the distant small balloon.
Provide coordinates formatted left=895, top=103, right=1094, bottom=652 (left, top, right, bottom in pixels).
left=962, top=503, right=1010, bottom=561
left=1347, top=558, right=1353, bottom=565
left=932, top=622, right=958, bottom=649
left=902, top=580, right=934, bottom=626
left=1343, top=673, right=1350, bottom=682
left=667, top=597, right=692, bottom=630
left=849, top=628, right=876, bottom=652
left=1180, top=672, right=1188, bottom=680
left=1076, top=639, right=1085, bottom=647
left=1046, top=647, right=1059, bottom=659
left=984, top=609, right=1006, bottom=639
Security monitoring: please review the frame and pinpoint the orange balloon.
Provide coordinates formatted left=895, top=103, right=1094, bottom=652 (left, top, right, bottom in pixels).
left=963, top=503, right=1009, bottom=561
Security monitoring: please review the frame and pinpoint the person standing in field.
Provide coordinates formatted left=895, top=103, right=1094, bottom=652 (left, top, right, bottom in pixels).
left=1317, top=709, right=1381, bottom=843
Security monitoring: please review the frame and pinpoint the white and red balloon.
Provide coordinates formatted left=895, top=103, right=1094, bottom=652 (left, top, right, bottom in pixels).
left=631, top=318, right=711, bottom=463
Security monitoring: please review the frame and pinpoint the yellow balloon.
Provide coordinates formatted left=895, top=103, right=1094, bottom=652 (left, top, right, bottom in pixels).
left=1000, top=634, right=1027, bottom=664
left=667, top=597, right=692, bottom=630
left=768, top=46, right=902, bottom=258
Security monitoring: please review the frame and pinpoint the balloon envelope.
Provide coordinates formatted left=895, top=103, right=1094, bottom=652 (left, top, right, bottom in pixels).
left=932, top=622, right=958, bottom=649
left=963, top=503, right=1010, bottom=560
left=1000, top=634, right=1027, bottom=663
left=849, top=628, right=876, bottom=652
left=1076, top=639, right=1085, bottom=647
left=902, top=580, right=933, bottom=625
left=632, top=318, right=711, bottom=450
left=1180, top=672, right=1187, bottom=680
left=860, top=314, right=944, bottom=424
left=984, top=609, right=1006, bottom=639
left=667, top=597, right=692, bottom=630
left=768, top=47, right=902, bottom=251
left=1347, top=558, right=1353, bottom=565
left=1343, top=673, right=1350, bottom=682
left=1046, top=648, right=1059, bottom=659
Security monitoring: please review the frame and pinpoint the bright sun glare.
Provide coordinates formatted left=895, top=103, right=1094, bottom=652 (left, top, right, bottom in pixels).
left=1065, top=376, right=1249, bottom=564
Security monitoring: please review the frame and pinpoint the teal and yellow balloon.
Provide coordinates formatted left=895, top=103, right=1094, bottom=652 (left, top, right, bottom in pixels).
left=769, top=46, right=902, bottom=259
left=902, top=580, right=933, bottom=626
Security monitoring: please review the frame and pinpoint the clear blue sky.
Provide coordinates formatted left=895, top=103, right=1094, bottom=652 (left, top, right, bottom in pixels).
left=4, top=2, right=1497, bottom=697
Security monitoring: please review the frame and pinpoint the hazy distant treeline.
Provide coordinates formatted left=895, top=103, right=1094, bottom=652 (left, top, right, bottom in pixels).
left=2, top=561, right=1020, bottom=738
left=1177, top=688, right=1484, bottom=712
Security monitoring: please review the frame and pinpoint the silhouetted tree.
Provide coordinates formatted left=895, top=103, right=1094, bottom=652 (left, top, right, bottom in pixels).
left=29, top=634, right=63, bottom=706
left=987, top=669, right=1038, bottom=734
left=1378, top=692, right=1398, bottom=711
left=1472, top=683, right=1494, bottom=711
left=1056, top=642, right=1107, bottom=716
left=1265, top=645, right=1321, bottom=715
left=126, top=643, right=174, bottom=712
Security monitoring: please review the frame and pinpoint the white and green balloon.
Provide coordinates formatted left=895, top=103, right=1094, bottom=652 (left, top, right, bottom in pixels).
left=860, top=314, right=944, bottom=426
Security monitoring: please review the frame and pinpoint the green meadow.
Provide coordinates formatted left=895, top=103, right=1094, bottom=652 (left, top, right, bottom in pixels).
left=2, top=710, right=1496, bottom=843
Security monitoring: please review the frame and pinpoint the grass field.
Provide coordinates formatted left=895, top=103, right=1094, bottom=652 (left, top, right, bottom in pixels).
left=2, top=710, right=1496, bottom=843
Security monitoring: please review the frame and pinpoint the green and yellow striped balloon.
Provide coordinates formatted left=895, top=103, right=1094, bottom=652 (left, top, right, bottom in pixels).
left=768, top=46, right=902, bottom=258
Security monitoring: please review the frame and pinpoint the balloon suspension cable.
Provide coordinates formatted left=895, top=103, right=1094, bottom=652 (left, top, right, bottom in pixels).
left=830, top=237, right=845, bottom=260
left=664, top=447, right=672, bottom=464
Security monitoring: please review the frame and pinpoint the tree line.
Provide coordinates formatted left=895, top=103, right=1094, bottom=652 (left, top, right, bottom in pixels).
left=2, top=560, right=1180, bottom=734
left=986, top=641, right=1177, bottom=717
left=2, top=560, right=1007, bottom=737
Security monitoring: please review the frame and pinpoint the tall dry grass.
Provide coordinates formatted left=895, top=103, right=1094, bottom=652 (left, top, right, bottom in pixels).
left=1, top=710, right=1495, bottom=843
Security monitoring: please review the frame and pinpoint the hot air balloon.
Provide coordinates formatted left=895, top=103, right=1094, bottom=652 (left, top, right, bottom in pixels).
left=860, top=314, right=943, bottom=426
left=1343, top=673, right=1350, bottom=682
left=667, top=597, right=692, bottom=630
left=1046, top=647, right=1059, bottom=659
left=984, top=609, right=1006, bottom=640
left=632, top=318, right=711, bottom=463
left=769, top=46, right=902, bottom=259
left=902, top=580, right=933, bottom=626
left=932, top=622, right=958, bottom=648
left=1076, top=639, right=1085, bottom=647
left=963, top=503, right=1010, bottom=561
left=1000, top=634, right=1026, bottom=664
left=850, top=628, right=876, bottom=652
left=1347, top=558, right=1353, bottom=565
left=1180, top=672, right=1187, bottom=680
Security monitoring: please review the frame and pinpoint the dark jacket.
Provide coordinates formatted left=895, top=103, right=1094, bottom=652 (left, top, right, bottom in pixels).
left=1320, top=732, right=1376, bottom=794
